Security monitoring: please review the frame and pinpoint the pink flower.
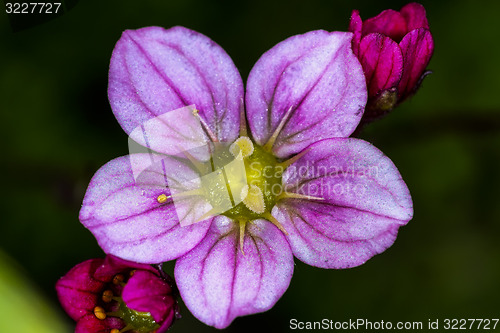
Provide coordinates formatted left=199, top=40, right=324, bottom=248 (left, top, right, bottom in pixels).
left=349, top=2, right=434, bottom=122
left=79, top=26, right=413, bottom=328
left=56, top=255, right=179, bottom=333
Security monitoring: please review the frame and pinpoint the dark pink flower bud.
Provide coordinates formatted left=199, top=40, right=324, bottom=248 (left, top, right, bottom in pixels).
left=349, top=2, right=434, bottom=123
left=56, top=255, right=179, bottom=333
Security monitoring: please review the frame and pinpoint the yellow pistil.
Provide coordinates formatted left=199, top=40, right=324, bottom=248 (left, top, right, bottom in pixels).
left=94, top=306, right=107, bottom=320
left=229, top=136, right=254, bottom=159
left=242, top=184, right=265, bottom=214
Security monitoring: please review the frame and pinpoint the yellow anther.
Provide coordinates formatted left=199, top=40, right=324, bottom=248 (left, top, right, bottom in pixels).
left=110, top=329, right=120, bottom=333
left=129, top=269, right=136, bottom=277
left=230, top=136, right=254, bottom=159
left=157, top=194, right=168, bottom=204
left=240, top=184, right=249, bottom=201
left=94, top=306, right=106, bottom=320
left=242, top=184, right=265, bottom=214
left=102, top=290, right=113, bottom=303
left=112, top=274, right=124, bottom=285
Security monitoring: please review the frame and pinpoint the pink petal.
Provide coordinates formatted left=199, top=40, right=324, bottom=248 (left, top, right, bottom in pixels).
left=93, top=255, right=158, bottom=281
left=108, top=26, right=243, bottom=146
left=401, top=2, right=430, bottom=31
left=55, top=259, right=104, bottom=321
left=362, top=9, right=408, bottom=42
left=122, top=270, right=175, bottom=326
left=276, top=138, right=413, bottom=268
left=79, top=155, right=211, bottom=263
left=398, top=28, right=434, bottom=99
left=75, top=315, right=123, bottom=333
left=348, top=10, right=363, bottom=56
left=175, top=216, right=293, bottom=328
left=358, top=33, right=403, bottom=97
left=246, top=30, right=366, bottom=158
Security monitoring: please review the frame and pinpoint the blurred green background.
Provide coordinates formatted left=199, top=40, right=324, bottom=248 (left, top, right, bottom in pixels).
left=1, top=0, right=499, bottom=332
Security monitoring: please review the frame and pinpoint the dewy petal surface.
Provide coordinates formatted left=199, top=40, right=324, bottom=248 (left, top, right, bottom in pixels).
left=398, top=28, right=434, bottom=99
left=79, top=154, right=211, bottom=263
left=275, top=138, right=413, bottom=268
left=400, top=2, right=430, bottom=31
left=175, top=216, right=293, bottom=329
left=362, top=9, right=408, bottom=42
left=246, top=30, right=366, bottom=158
left=359, top=33, right=403, bottom=97
left=108, top=26, right=243, bottom=147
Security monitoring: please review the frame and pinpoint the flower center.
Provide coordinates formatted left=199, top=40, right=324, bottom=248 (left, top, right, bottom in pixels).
left=223, top=137, right=283, bottom=220
left=93, top=272, right=160, bottom=333
left=197, top=136, right=283, bottom=221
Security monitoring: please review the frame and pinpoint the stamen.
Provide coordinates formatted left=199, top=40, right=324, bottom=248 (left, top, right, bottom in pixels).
left=277, top=191, right=324, bottom=201
left=110, top=329, right=120, bottom=333
left=182, top=150, right=207, bottom=174
left=263, top=212, right=288, bottom=235
left=229, top=136, right=254, bottom=159
left=157, top=194, right=168, bottom=204
left=277, top=148, right=310, bottom=170
left=169, top=188, right=205, bottom=201
left=102, top=290, right=113, bottom=303
left=242, top=184, right=266, bottom=214
left=192, top=108, right=218, bottom=142
left=239, top=220, right=246, bottom=255
left=94, top=306, right=107, bottom=320
left=195, top=206, right=221, bottom=223
left=263, top=106, right=294, bottom=152
left=129, top=270, right=136, bottom=277
left=112, top=274, right=125, bottom=285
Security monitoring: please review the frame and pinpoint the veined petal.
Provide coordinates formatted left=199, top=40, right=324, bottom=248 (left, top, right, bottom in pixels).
left=246, top=30, right=366, bottom=158
left=398, top=28, right=434, bottom=100
left=79, top=154, right=211, bottom=263
left=55, top=259, right=104, bottom=321
left=175, top=216, right=293, bottom=329
left=362, top=9, right=408, bottom=42
left=276, top=138, right=413, bottom=268
left=122, top=270, right=175, bottom=326
left=359, top=33, right=403, bottom=96
left=108, top=26, right=243, bottom=146
left=401, top=2, right=430, bottom=31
